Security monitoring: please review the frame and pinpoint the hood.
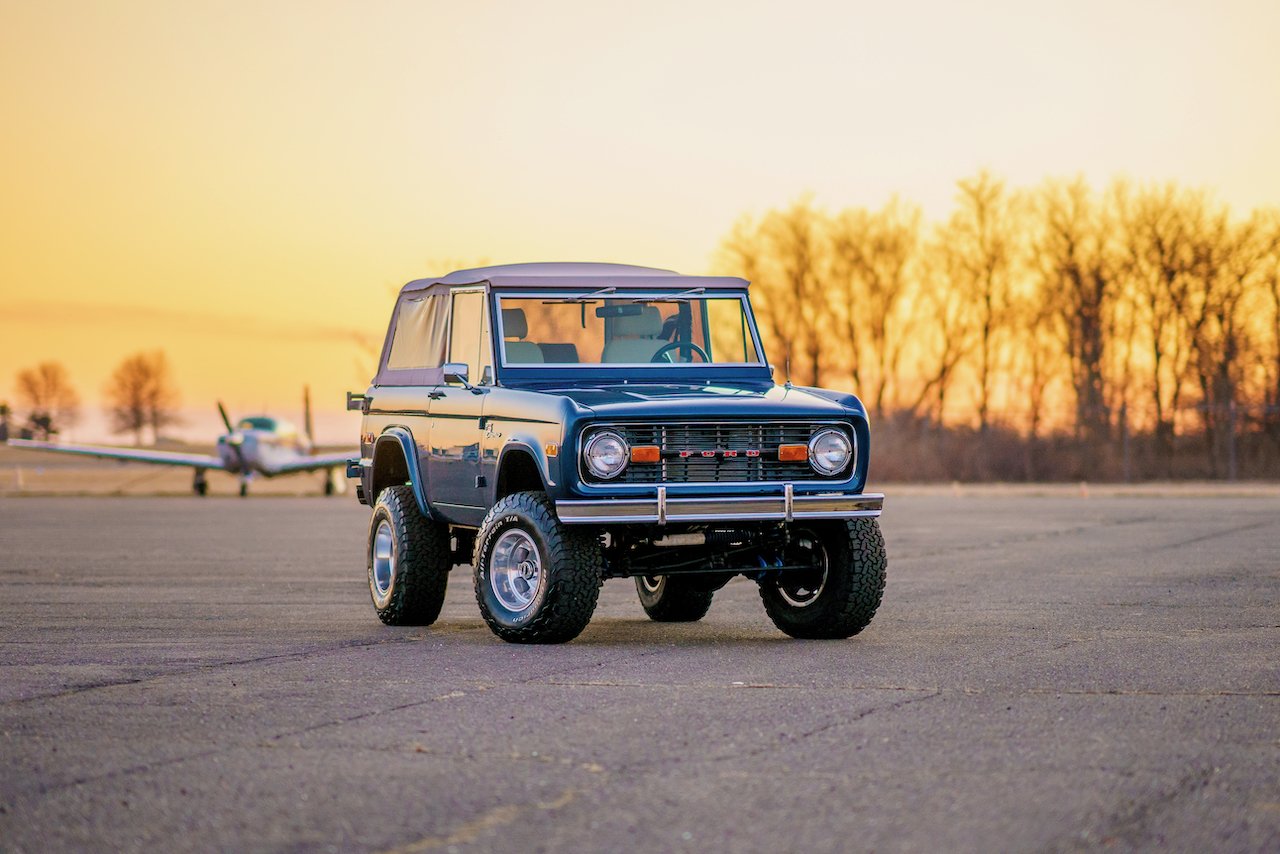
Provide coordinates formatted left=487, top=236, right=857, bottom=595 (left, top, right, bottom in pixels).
left=545, top=382, right=860, bottom=420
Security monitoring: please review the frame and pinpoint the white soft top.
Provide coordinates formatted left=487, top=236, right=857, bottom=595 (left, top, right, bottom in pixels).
left=399, top=262, right=748, bottom=294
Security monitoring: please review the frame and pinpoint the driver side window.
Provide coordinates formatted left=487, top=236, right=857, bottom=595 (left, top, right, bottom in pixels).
left=448, top=290, right=492, bottom=383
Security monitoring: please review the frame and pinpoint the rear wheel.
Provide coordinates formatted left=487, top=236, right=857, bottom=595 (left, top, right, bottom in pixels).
left=635, top=575, right=714, bottom=622
left=368, top=485, right=451, bottom=626
left=759, top=519, right=887, bottom=639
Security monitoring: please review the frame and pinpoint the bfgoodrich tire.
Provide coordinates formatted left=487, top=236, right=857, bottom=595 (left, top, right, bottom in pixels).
left=367, top=485, right=451, bottom=626
left=473, top=492, right=603, bottom=644
left=635, top=575, right=714, bottom=622
left=759, top=519, right=887, bottom=639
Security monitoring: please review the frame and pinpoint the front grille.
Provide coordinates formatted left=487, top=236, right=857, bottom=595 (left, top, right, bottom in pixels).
left=584, top=422, right=850, bottom=484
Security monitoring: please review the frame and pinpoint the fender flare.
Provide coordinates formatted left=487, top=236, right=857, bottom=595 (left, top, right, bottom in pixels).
left=494, top=440, right=551, bottom=492
left=373, top=426, right=432, bottom=519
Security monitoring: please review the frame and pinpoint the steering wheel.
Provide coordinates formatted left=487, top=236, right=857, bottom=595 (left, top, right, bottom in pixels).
left=650, top=341, right=710, bottom=363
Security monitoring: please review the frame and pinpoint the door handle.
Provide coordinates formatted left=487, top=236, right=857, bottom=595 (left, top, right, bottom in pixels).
left=428, top=391, right=446, bottom=400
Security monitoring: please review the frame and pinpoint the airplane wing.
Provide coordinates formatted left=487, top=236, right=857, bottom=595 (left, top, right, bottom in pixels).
left=6, top=439, right=227, bottom=470
left=268, top=451, right=356, bottom=475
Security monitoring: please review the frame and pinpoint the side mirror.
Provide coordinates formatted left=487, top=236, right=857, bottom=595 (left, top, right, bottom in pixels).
left=443, top=362, right=470, bottom=385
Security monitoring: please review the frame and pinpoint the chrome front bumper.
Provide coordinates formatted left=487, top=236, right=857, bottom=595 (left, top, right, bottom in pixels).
left=556, top=485, right=884, bottom=525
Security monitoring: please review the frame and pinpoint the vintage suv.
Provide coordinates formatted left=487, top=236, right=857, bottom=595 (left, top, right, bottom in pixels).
left=347, top=263, right=885, bottom=644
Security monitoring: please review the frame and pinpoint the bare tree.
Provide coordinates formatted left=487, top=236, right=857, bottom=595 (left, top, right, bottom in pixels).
left=1121, top=184, right=1199, bottom=473
left=718, top=199, right=831, bottom=385
left=1192, top=214, right=1271, bottom=479
left=15, top=361, right=80, bottom=439
left=936, top=172, right=1016, bottom=430
left=105, top=351, right=181, bottom=445
left=1260, top=211, right=1280, bottom=443
left=829, top=198, right=920, bottom=415
left=909, top=243, right=973, bottom=425
left=1030, top=178, right=1114, bottom=443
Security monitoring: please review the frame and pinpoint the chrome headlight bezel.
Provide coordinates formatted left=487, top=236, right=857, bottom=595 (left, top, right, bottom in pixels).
left=808, top=427, right=853, bottom=476
left=583, top=430, right=630, bottom=480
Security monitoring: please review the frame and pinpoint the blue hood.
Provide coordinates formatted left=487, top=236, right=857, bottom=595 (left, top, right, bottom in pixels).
left=546, top=382, right=864, bottom=421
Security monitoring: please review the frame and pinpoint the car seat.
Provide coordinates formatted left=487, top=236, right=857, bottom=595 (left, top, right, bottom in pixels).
left=501, top=309, right=544, bottom=363
left=601, top=306, right=665, bottom=363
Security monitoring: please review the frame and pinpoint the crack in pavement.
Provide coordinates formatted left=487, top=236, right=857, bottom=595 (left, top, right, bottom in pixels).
left=0, top=647, right=674, bottom=806
left=0, top=632, right=454, bottom=707
left=617, top=689, right=944, bottom=774
left=1056, top=765, right=1218, bottom=851
left=1162, top=519, right=1274, bottom=550
left=377, top=787, right=577, bottom=854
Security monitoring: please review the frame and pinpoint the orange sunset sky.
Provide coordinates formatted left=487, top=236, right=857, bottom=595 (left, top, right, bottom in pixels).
left=3, top=0, right=1279, bottom=443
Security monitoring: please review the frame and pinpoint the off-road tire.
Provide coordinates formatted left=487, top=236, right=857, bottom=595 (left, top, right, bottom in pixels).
left=635, top=575, right=714, bottom=622
left=759, top=518, right=887, bottom=639
left=473, top=491, right=602, bottom=644
left=368, top=485, right=451, bottom=626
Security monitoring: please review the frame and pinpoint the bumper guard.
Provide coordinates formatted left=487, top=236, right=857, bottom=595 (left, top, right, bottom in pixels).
left=556, top=486, right=884, bottom=525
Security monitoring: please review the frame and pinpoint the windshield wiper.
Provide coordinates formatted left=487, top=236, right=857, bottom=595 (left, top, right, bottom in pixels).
left=541, top=286, right=616, bottom=304
left=626, top=286, right=705, bottom=303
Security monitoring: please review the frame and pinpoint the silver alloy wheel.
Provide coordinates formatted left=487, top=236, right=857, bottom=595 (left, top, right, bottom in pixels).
left=639, top=575, right=664, bottom=595
left=490, top=529, right=543, bottom=613
left=777, top=534, right=829, bottom=608
left=372, top=519, right=396, bottom=605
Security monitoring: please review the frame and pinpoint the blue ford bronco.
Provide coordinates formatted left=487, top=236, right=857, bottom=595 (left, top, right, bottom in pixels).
left=347, top=263, right=886, bottom=643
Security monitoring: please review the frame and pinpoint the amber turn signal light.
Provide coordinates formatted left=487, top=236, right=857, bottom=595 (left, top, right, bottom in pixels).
left=778, top=444, right=808, bottom=462
left=631, top=445, right=661, bottom=463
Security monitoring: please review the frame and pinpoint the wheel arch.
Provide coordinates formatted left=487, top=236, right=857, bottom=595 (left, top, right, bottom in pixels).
left=371, top=426, right=431, bottom=518
left=493, top=443, right=547, bottom=502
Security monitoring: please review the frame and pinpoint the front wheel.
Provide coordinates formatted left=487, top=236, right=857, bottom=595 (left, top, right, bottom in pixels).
left=758, top=519, right=887, bottom=639
left=635, top=575, right=714, bottom=622
left=473, top=492, right=602, bottom=644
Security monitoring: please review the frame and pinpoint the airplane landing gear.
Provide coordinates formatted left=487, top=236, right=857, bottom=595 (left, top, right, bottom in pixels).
left=193, top=470, right=208, bottom=496
left=324, top=467, right=345, bottom=496
left=239, top=479, right=249, bottom=497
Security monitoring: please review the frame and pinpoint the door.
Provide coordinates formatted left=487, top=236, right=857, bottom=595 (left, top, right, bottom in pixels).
left=427, top=288, right=492, bottom=523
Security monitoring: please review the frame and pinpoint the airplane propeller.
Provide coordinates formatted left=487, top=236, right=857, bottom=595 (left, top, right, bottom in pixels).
left=303, top=386, right=315, bottom=454
left=217, top=401, right=235, bottom=434
left=216, top=401, right=248, bottom=472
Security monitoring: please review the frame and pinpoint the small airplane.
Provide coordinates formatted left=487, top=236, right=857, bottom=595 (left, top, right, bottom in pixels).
left=6, top=388, right=353, bottom=496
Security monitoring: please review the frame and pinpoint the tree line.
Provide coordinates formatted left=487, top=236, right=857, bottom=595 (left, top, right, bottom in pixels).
left=718, top=174, right=1280, bottom=481
left=2, top=351, right=180, bottom=445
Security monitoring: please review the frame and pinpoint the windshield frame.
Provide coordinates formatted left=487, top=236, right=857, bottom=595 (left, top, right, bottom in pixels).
left=492, top=289, right=769, bottom=373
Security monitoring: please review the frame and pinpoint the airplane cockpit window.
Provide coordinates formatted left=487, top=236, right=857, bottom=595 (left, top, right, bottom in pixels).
left=237, top=417, right=278, bottom=432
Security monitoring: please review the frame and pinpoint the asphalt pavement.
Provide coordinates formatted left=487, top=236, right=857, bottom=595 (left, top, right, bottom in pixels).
left=0, top=492, right=1277, bottom=852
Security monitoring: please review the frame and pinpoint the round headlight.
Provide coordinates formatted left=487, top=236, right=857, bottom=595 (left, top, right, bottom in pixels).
left=584, top=430, right=629, bottom=480
left=808, top=428, right=852, bottom=475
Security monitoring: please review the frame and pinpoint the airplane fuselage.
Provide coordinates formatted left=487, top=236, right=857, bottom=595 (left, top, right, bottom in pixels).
left=216, top=429, right=312, bottom=477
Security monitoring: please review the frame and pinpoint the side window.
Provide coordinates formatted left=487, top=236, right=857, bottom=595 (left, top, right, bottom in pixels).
left=386, top=295, right=447, bottom=369
left=448, top=290, right=487, bottom=382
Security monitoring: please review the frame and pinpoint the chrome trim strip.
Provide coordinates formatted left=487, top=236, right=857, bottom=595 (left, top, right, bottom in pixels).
left=555, top=492, right=884, bottom=524
left=784, top=483, right=794, bottom=522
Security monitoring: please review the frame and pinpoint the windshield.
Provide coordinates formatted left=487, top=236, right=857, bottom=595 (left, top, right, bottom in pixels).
left=495, top=293, right=763, bottom=366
